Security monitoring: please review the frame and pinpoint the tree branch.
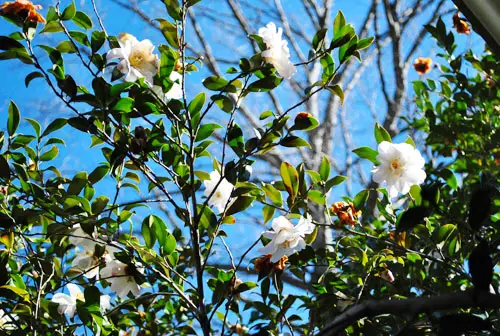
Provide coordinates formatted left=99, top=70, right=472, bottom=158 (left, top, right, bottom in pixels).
left=317, top=290, right=500, bottom=335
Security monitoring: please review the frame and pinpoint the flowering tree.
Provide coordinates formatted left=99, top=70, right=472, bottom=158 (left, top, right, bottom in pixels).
left=0, top=0, right=498, bottom=336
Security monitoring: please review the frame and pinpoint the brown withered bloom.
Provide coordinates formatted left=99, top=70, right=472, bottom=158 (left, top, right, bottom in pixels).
left=1, top=0, right=46, bottom=24
left=453, top=13, right=470, bottom=35
left=254, top=254, right=288, bottom=276
left=330, top=201, right=361, bottom=226
left=413, top=57, right=432, bottom=75
left=0, top=186, right=7, bottom=196
left=389, top=230, right=408, bottom=248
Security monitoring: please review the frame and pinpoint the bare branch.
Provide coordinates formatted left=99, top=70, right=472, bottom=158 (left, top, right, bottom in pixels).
left=317, top=290, right=500, bottom=336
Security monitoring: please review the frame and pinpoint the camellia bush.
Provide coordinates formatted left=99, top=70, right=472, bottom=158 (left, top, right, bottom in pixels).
left=0, top=1, right=498, bottom=335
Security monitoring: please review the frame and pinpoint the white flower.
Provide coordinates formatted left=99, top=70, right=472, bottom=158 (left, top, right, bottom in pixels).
left=100, top=294, right=111, bottom=312
left=51, top=283, right=84, bottom=318
left=100, top=259, right=142, bottom=300
left=165, top=71, right=183, bottom=100
left=372, top=141, right=426, bottom=198
left=69, top=224, right=97, bottom=247
left=259, top=216, right=315, bottom=262
left=203, top=170, right=234, bottom=213
left=51, top=284, right=112, bottom=319
left=70, top=225, right=118, bottom=279
left=106, top=33, right=159, bottom=85
left=0, top=309, right=17, bottom=330
left=257, top=22, right=296, bottom=79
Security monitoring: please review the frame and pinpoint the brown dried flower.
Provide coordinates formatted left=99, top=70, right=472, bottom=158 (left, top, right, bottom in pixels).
left=330, top=201, right=362, bottom=226
left=254, top=254, right=288, bottom=276
left=413, top=57, right=432, bottom=75
left=1, top=0, right=46, bottom=24
left=453, top=13, right=470, bottom=35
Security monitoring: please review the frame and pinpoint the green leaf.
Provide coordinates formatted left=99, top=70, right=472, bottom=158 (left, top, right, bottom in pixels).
left=91, top=31, right=106, bottom=53
left=72, top=11, right=93, bottom=29
left=404, top=136, right=416, bottom=148
left=142, top=215, right=157, bottom=248
left=157, top=19, right=179, bottom=49
left=409, top=185, right=422, bottom=205
left=357, top=37, right=374, bottom=50
left=188, top=92, right=206, bottom=116
left=198, top=204, right=217, bottom=228
left=352, top=147, right=379, bottom=164
left=163, top=0, right=182, bottom=21
left=0, top=36, right=24, bottom=51
left=41, top=118, right=67, bottom=138
left=247, top=76, right=283, bottom=92
left=312, top=28, right=327, bottom=51
left=163, top=234, right=176, bottom=255
left=227, top=122, right=245, bottom=157
left=280, top=136, right=311, bottom=148
left=159, top=45, right=177, bottom=79
left=25, top=71, right=44, bottom=87
left=435, top=224, right=456, bottom=243
left=319, top=155, right=330, bottom=181
left=320, top=54, right=335, bottom=83
left=1, top=285, right=29, bottom=301
left=327, top=84, right=344, bottom=104
left=211, top=94, right=234, bottom=113
left=0, top=156, right=9, bottom=180
left=396, top=206, right=431, bottom=232
left=280, top=162, right=299, bottom=201
left=353, top=189, right=369, bottom=209
left=39, top=146, right=59, bottom=161
left=333, top=11, right=346, bottom=36
left=69, top=31, right=90, bottom=46
left=308, top=190, right=325, bottom=205
left=91, top=195, right=109, bottom=214
left=61, top=1, right=76, bottom=20
left=374, top=122, right=392, bottom=144
left=7, top=101, right=20, bottom=136
left=67, top=171, right=88, bottom=195
left=262, top=205, right=275, bottom=224
left=112, top=97, right=135, bottom=113
left=440, top=168, right=458, bottom=190
left=226, top=196, right=255, bottom=216
left=56, top=40, right=76, bottom=54
left=25, top=118, right=41, bottom=138
left=40, top=21, right=64, bottom=34
left=292, top=112, right=319, bottom=131
left=203, top=76, right=233, bottom=92
left=196, top=123, right=222, bottom=142
left=325, top=175, right=347, bottom=190
left=260, top=110, right=274, bottom=120
left=262, top=184, right=282, bottom=206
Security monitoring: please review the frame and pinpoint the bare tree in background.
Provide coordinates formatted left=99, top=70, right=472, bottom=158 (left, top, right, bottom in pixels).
left=109, top=0, right=451, bottom=283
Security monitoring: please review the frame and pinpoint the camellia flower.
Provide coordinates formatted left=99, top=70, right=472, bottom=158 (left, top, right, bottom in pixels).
left=100, top=259, right=143, bottom=299
left=413, top=57, right=432, bottom=75
left=453, top=13, right=470, bottom=35
left=0, top=309, right=17, bottom=330
left=257, top=22, right=296, bottom=79
left=372, top=141, right=426, bottom=198
left=203, top=170, right=234, bottom=213
left=51, top=284, right=111, bottom=318
left=51, top=283, right=85, bottom=318
left=69, top=224, right=118, bottom=279
left=106, top=33, right=159, bottom=85
left=0, top=0, right=45, bottom=24
left=69, top=224, right=98, bottom=247
left=259, top=216, right=315, bottom=262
